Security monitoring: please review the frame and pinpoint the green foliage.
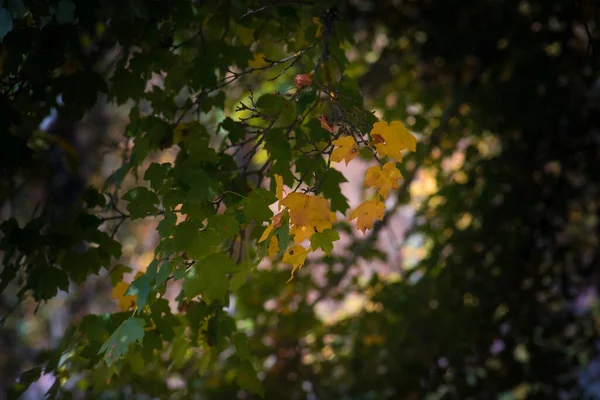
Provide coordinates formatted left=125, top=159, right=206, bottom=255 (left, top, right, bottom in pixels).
left=310, top=228, right=339, bottom=256
left=183, top=253, right=237, bottom=302
left=123, top=187, right=160, bottom=219
left=98, top=317, right=145, bottom=366
left=242, top=188, right=275, bottom=224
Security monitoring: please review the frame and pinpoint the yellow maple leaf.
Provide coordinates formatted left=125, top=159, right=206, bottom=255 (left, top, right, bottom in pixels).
left=306, top=195, right=331, bottom=223
left=364, top=162, right=403, bottom=199
left=248, top=52, right=266, bottom=71
left=370, top=120, right=417, bottom=161
left=112, top=281, right=137, bottom=311
left=237, top=25, right=255, bottom=46
left=258, top=223, right=274, bottom=243
left=268, top=236, right=279, bottom=258
left=330, top=136, right=359, bottom=166
left=290, top=224, right=314, bottom=244
left=349, top=199, right=386, bottom=233
left=313, top=219, right=332, bottom=233
left=280, top=193, right=332, bottom=241
left=282, top=245, right=308, bottom=281
left=280, top=192, right=310, bottom=225
left=173, top=121, right=196, bottom=143
left=258, top=210, right=286, bottom=243
left=314, top=211, right=336, bottom=232
left=275, top=174, right=284, bottom=202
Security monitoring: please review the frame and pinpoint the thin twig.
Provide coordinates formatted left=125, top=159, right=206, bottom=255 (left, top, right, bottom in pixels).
left=241, top=0, right=313, bottom=18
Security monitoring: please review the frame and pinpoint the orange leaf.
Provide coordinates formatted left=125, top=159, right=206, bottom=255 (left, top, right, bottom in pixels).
left=371, top=133, right=385, bottom=145
left=319, top=115, right=334, bottom=133
left=294, top=73, right=313, bottom=89
left=271, top=210, right=285, bottom=229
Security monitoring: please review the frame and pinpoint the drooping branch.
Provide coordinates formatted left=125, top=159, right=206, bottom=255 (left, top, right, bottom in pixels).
left=309, top=62, right=484, bottom=305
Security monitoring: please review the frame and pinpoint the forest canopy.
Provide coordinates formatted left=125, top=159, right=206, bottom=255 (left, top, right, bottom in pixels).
left=1, top=0, right=600, bottom=399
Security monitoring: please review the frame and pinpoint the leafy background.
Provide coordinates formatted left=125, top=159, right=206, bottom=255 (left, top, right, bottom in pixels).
left=1, top=0, right=600, bottom=399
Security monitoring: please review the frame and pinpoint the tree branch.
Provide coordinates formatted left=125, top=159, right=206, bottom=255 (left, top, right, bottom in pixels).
left=309, top=63, right=483, bottom=305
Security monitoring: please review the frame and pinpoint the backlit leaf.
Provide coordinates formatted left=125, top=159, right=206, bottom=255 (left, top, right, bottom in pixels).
left=330, top=136, right=359, bottom=166
left=99, top=317, right=145, bottom=365
left=268, top=236, right=279, bottom=257
left=112, top=281, right=137, bottom=311
left=364, top=162, right=403, bottom=199
left=349, top=199, right=386, bottom=234
left=282, top=245, right=308, bottom=281
left=310, top=228, right=340, bottom=255
left=370, top=120, right=417, bottom=161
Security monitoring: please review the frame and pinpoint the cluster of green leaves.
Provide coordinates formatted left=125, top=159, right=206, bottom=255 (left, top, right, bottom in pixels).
left=0, top=0, right=391, bottom=398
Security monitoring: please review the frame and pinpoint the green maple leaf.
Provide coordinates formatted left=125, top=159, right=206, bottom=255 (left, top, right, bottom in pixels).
left=154, top=260, right=172, bottom=287
left=221, top=117, right=246, bottom=144
left=236, top=361, right=264, bottom=396
left=144, top=162, right=171, bottom=190
left=187, top=229, right=222, bottom=260
left=310, top=229, right=340, bottom=256
left=122, top=187, right=160, bottom=219
left=232, top=332, right=251, bottom=361
left=128, top=273, right=152, bottom=310
left=170, top=220, right=202, bottom=252
left=207, top=213, right=239, bottom=240
left=256, top=93, right=284, bottom=114
left=230, top=259, right=255, bottom=292
left=62, top=248, right=103, bottom=283
left=242, top=188, right=275, bottom=224
left=187, top=301, right=210, bottom=345
left=321, top=169, right=350, bottom=213
left=183, top=253, right=238, bottom=302
left=98, top=317, right=145, bottom=366
left=81, top=314, right=108, bottom=343
left=27, top=266, right=69, bottom=301
left=183, top=134, right=219, bottom=163
left=157, top=212, right=177, bottom=237
left=182, top=168, right=219, bottom=204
